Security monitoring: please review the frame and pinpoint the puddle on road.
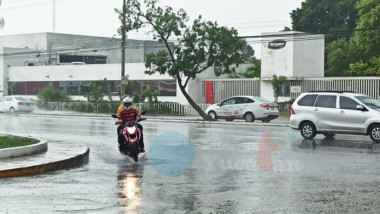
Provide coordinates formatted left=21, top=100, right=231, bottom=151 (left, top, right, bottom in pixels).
left=295, top=138, right=380, bottom=154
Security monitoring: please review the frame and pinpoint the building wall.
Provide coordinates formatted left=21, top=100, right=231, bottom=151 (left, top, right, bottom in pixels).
left=261, top=32, right=294, bottom=79
left=5, top=63, right=189, bottom=104
left=293, top=34, right=324, bottom=78
left=261, top=31, right=324, bottom=79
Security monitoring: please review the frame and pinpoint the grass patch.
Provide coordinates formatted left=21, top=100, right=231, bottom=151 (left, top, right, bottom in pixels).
left=0, top=136, right=37, bottom=149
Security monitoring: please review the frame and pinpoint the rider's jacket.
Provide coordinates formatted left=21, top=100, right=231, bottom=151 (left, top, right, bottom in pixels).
left=118, top=107, right=140, bottom=124
left=117, top=105, right=138, bottom=125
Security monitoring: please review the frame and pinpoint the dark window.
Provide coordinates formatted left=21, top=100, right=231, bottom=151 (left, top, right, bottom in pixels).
left=243, top=98, right=254, bottom=103
left=279, top=81, right=290, bottom=97
left=315, top=95, right=336, bottom=108
left=340, top=96, right=360, bottom=110
left=235, top=97, right=245, bottom=104
left=297, top=94, right=318, bottom=106
left=221, top=98, right=236, bottom=106
left=59, top=55, right=107, bottom=64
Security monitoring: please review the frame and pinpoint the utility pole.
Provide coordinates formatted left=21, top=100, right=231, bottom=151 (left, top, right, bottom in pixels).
left=120, top=0, right=126, bottom=99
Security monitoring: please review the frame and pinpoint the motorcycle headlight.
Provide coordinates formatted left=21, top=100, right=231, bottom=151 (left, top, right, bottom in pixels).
left=127, top=126, right=137, bottom=134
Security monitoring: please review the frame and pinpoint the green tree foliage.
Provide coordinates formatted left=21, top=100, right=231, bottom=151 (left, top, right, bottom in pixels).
left=85, top=78, right=108, bottom=103
left=115, top=0, right=253, bottom=120
left=352, top=0, right=380, bottom=61
left=325, top=38, right=356, bottom=76
left=37, top=86, right=71, bottom=103
left=350, top=56, right=380, bottom=76
left=140, top=86, right=158, bottom=102
left=291, top=0, right=358, bottom=41
left=271, top=75, right=287, bottom=103
left=239, top=59, right=261, bottom=78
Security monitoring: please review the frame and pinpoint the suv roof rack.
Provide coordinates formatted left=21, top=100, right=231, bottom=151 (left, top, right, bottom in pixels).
left=308, top=90, right=355, bottom=93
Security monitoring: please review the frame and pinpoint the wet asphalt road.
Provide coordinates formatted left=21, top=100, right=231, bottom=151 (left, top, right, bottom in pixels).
left=1, top=114, right=380, bottom=213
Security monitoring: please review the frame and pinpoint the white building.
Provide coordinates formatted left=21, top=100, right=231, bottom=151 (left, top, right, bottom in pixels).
left=0, top=31, right=325, bottom=105
left=0, top=32, right=190, bottom=103
left=260, top=31, right=324, bottom=101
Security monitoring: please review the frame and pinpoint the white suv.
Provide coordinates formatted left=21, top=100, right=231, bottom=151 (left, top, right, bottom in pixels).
left=290, top=91, right=380, bottom=143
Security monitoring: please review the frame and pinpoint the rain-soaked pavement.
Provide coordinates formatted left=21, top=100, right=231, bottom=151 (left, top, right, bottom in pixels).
left=1, top=113, right=380, bottom=213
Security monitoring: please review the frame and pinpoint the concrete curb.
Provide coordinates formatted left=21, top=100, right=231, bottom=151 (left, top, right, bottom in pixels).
left=0, top=138, right=48, bottom=159
left=0, top=144, right=89, bottom=179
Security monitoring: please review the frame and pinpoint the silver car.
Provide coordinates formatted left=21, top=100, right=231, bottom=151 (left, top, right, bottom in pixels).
left=0, top=96, right=35, bottom=113
left=205, top=96, right=279, bottom=122
left=290, top=91, right=380, bottom=143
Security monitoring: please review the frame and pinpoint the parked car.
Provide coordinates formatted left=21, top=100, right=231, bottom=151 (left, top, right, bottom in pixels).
left=290, top=91, right=380, bottom=143
left=205, top=96, right=279, bottom=122
left=0, top=96, right=35, bottom=113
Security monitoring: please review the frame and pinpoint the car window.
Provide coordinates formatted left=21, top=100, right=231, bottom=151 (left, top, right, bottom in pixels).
left=235, top=97, right=244, bottom=104
left=297, top=94, right=318, bottom=106
left=355, top=96, right=380, bottom=110
left=221, top=98, right=236, bottom=106
left=6, top=97, right=13, bottom=101
left=0, top=97, right=5, bottom=102
left=340, top=96, right=360, bottom=110
left=243, top=98, right=254, bottom=103
left=315, top=95, right=337, bottom=108
left=15, top=97, right=26, bottom=100
left=254, top=97, right=270, bottom=102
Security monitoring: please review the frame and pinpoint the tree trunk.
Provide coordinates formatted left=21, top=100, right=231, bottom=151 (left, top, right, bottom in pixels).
left=177, top=79, right=214, bottom=121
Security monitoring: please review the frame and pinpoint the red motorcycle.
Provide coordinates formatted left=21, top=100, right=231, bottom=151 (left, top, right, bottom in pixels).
left=112, top=111, right=146, bottom=162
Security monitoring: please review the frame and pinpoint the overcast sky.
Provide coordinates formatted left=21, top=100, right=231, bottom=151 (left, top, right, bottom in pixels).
left=0, top=0, right=304, bottom=58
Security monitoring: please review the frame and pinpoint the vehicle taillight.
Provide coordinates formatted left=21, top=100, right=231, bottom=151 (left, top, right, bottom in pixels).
left=290, top=105, right=295, bottom=114
left=260, top=104, right=270, bottom=108
left=17, top=102, right=23, bottom=105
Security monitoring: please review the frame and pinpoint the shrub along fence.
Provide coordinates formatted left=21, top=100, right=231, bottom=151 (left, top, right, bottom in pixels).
left=37, top=101, right=292, bottom=116
left=37, top=101, right=187, bottom=115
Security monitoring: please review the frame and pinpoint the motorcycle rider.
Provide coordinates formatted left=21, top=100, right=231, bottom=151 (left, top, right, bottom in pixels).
left=117, top=95, right=145, bottom=153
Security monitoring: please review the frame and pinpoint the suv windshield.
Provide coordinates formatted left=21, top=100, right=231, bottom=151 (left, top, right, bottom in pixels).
left=355, top=96, right=380, bottom=110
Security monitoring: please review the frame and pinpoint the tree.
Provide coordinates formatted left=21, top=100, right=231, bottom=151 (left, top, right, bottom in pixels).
left=325, top=38, right=356, bottom=76
left=85, top=78, right=108, bottom=103
left=239, top=58, right=261, bottom=78
left=351, top=0, right=380, bottom=62
left=116, top=0, right=252, bottom=120
left=271, top=75, right=287, bottom=103
left=140, top=86, right=158, bottom=102
left=37, top=86, right=71, bottom=103
left=290, top=0, right=359, bottom=42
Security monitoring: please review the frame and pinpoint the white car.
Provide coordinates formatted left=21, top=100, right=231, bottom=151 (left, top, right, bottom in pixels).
left=290, top=91, right=380, bottom=143
left=0, top=96, right=35, bottom=113
left=205, top=96, right=279, bottom=122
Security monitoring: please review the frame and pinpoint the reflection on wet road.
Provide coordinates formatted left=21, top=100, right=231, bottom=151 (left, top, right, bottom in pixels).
left=1, top=114, right=380, bottom=213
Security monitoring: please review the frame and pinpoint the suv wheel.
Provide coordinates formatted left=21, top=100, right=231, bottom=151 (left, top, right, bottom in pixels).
left=300, top=122, right=316, bottom=139
left=370, top=124, right=380, bottom=143
left=244, top=113, right=255, bottom=122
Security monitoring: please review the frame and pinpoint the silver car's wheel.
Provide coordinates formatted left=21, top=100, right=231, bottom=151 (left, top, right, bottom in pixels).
left=300, top=122, right=316, bottom=139
left=244, top=112, right=255, bottom=122
left=370, top=124, right=380, bottom=143
left=208, top=111, right=217, bottom=120
left=10, top=107, right=15, bottom=113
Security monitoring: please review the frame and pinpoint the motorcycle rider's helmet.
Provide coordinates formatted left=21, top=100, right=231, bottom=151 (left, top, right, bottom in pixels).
left=122, top=96, right=133, bottom=110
